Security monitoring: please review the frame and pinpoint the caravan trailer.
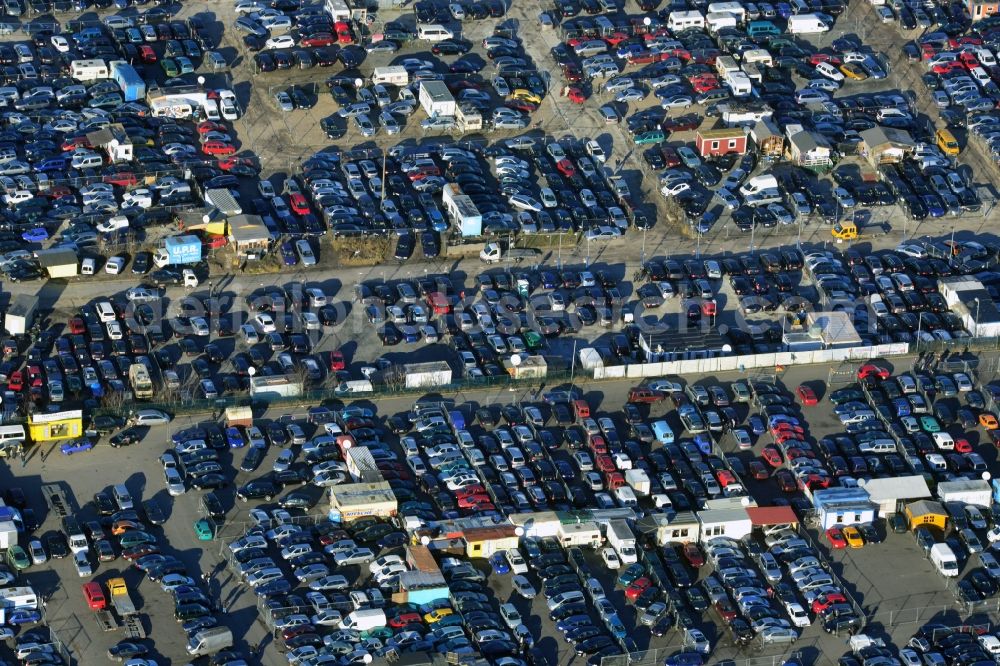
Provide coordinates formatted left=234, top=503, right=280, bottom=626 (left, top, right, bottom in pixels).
left=666, top=10, right=706, bottom=30
left=70, top=59, right=108, bottom=81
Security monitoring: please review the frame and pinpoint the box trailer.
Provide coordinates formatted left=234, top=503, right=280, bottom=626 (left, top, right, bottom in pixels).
left=109, top=61, right=145, bottom=102
left=557, top=522, right=603, bottom=548
left=578, top=347, right=604, bottom=370
left=405, top=361, right=452, bottom=389
left=153, top=235, right=202, bottom=267
left=786, top=13, right=831, bottom=33
left=606, top=519, right=638, bottom=564
left=4, top=294, right=36, bottom=336
left=625, top=469, right=651, bottom=496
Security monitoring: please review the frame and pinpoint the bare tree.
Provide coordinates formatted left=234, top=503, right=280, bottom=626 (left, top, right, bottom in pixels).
left=383, top=364, right=406, bottom=391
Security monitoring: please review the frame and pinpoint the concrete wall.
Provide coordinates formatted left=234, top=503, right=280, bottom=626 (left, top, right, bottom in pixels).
left=593, top=343, right=910, bottom=380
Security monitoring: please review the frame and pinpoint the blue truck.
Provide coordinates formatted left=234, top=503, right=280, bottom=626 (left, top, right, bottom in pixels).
left=154, top=235, right=202, bottom=268
left=110, top=60, right=146, bottom=102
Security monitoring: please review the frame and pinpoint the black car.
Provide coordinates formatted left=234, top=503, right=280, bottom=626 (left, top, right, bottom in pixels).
left=93, top=491, right=117, bottom=516
left=107, top=642, right=148, bottom=661
left=237, top=480, right=276, bottom=501
left=279, top=489, right=318, bottom=509
left=241, top=446, right=266, bottom=473
left=201, top=492, right=225, bottom=519
left=394, top=234, right=415, bottom=261
left=109, top=428, right=142, bottom=448
left=190, top=474, right=228, bottom=490
left=46, top=532, right=69, bottom=559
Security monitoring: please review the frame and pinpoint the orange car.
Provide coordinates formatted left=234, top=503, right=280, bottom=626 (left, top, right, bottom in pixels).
left=981, top=413, right=999, bottom=430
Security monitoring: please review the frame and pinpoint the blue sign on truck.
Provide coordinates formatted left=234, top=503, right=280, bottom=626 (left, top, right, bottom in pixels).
left=110, top=61, right=146, bottom=102
left=164, top=235, right=202, bottom=264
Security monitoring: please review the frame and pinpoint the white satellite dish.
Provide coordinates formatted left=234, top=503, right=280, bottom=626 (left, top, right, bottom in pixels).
left=510, top=355, right=521, bottom=366
left=984, top=471, right=992, bottom=482
left=202, top=214, right=211, bottom=224
left=643, top=16, right=651, bottom=25
left=514, top=526, right=524, bottom=536
left=354, top=78, right=364, bottom=89
left=247, top=366, right=256, bottom=377
left=197, top=76, right=205, bottom=86
left=856, top=478, right=867, bottom=487
left=740, top=496, right=751, bottom=506
left=420, top=535, right=430, bottom=545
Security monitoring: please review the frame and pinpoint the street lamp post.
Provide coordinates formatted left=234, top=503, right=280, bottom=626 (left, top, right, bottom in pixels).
left=917, top=311, right=925, bottom=343
left=641, top=227, right=647, bottom=264
left=975, top=297, right=981, bottom=337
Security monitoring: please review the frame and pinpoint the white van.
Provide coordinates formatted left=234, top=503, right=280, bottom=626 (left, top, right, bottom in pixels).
left=339, top=608, right=387, bottom=631
left=202, top=99, right=221, bottom=121
left=417, top=24, right=454, bottom=41
left=932, top=432, right=955, bottom=450
left=81, top=257, right=95, bottom=275
left=95, top=301, right=116, bottom=323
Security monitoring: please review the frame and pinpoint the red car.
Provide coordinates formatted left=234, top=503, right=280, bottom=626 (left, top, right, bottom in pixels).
left=69, top=316, right=86, bottom=334
left=796, top=385, right=818, bottom=406
left=202, top=141, right=237, bottom=156
left=761, top=445, right=783, bottom=468
left=812, top=592, right=847, bottom=614
left=103, top=172, right=137, bottom=187
left=555, top=158, right=576, bottom=177
left=825, top=526, right=847, bottom=550
left=682, top=542, right=704, bottom=567
left=748, top=460, right=769, bottom=480
left=139, top=45, right=157, bottom=63
left=122, top=544, right=160, bottom=561
left=563, top=86, right=587, bottom=103
left=329, top=351, right=345, bottom=371
left=454, top=485, right=486, bottom=498
left=197, top=120, right=226, bottom=135
left=218, top=156, right=255, bottom=171
left=389, top=612, right=422, bottom=628
left=714, top=599, right=737, bottom=621
left=589, top=435, right=608, bottom=455
left=857, top=363, right=890, bottom=380
left=775, top=469, right=797, bottom=493
left=595, top=454, right=615, bottom=473
left=625, top=577, right=652, bottom=601
left=289, top=193, right=311, bottom=215
left=7, top=370, right=22, bottom=391
left=457, top=494, right=492, bottom=508
left=301, top=33, right=336, bottom=47
left=955, top=438, right=973, bottom=453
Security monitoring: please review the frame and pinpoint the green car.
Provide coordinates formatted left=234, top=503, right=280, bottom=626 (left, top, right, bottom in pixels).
left=7, top=545, right=30, bottom=570
left=119, top=531, right=157, bottom=549
left=617, top=562, right=645, bottom=587
left=161, top=58, right=180, bottom=77
left=921, top=415, right=941, bottom=433
left=523, top=331, right=544, bottom=351
left=194, top=518, right=215, bottom=541
left=633, top=130, right=665, bottom=146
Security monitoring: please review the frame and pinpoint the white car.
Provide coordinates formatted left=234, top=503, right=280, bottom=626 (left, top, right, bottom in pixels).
left=584, top=226, right=622, bottom=241
left=295, top=239, right=316, bottom=266
left=784, top=602, right=810, bottom=628
left=104, top=256, right=125, bottom=275
left=601, top=547, right=621, bottom=569
left=191, top=317, right=210, bottom=337
left=265, top=35, right=295, bottom=50
left=505, top=549, right=529, bottom=574
left=255, top=313, right=276, bottom=333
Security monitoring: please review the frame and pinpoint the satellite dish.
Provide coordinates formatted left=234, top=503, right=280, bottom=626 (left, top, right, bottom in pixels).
left=984, top=472, right=992, bottom=482
left=514, top=526, right=524, bottom=536
left=197, top=76, right=205, bottom=86
left=643, top=16, right=651, bottom=25
left=247, top=366, right=256, bottom=377
left=740, top=496, right=751, bottom=507
left=202, top=214, right=211, bottom=224
left=354, top=78, right=364, bottom=89
left=510, top=355, right=521, bottom=366
left=420, top=535, right=430, bottom=545
left=856, top=478, right=867, bottom=487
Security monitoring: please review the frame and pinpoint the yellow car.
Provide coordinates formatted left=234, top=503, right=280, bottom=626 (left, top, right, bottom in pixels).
left=843, top=526, right=865, bottom=549
left=424, top=608, right=455, bottom=624
left=839, top=63, right=868, bottom=81
left=511, top=88, right=542, bottom=105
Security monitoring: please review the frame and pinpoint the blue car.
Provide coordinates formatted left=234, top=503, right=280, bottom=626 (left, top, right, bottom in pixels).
left=225, top=427, right=245, bottom=448
left=255, top=578, right=292, bottom=598
left=893, top=397, right=911, bottom=417
left=664, top=653, right=704, bottom=666
left=693, top=434, right=712, bottom=455
left=7, top=609, right=41, bottom=625
left=489, top=553, right=510, bottom=575
left=22, top=228, right=49, bottom=243
left=61, top=440, right=93, bottom=455
left=747, top=415, right=765, bottom=435
left=280, top=241, right=297, bottom=265
left=35, top=157, right=67, bottom=172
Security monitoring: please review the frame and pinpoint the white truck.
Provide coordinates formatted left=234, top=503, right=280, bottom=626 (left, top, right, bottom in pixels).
left=606, top=519, right=638, bottom=565
left=479, top=242, right=541, bottom=264
left=0, top=520, right=17, bottom=549
left=930, top=543, right=958, bottom=577
left=625, top=469, right=651, bottom=496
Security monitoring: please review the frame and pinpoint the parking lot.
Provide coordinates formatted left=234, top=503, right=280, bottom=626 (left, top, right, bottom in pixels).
left=3, top=0, right=1000, bottom=663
